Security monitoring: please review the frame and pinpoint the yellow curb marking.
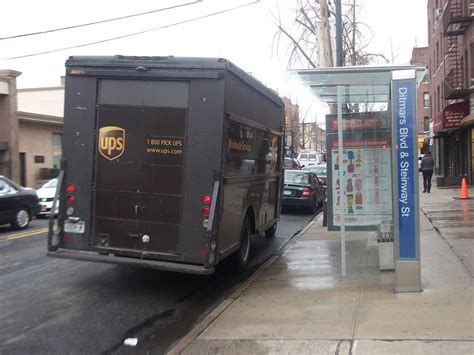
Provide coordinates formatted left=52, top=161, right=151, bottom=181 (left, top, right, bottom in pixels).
left=0, top=227, right=49, bottom=241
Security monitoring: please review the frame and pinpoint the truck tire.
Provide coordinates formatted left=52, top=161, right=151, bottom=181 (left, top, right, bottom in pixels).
left=234, top=216, right=251, bottom=269
left=265, top=223, right=277, bottom=238
left=11, top=207, right=31, bottom=230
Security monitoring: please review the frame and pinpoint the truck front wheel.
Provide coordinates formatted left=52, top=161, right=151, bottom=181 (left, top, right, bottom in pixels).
left=234, top=216, right=251, bottom=269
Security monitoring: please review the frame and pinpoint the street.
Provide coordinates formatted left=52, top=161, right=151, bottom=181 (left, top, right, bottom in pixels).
left=0, top=209, right=316, bottom=354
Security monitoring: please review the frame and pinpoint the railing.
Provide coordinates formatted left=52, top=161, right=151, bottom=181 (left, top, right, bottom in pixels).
left=442, top=0, right=472, bottom=35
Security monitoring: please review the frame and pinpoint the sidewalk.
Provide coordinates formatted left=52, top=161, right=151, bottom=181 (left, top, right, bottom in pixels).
left=170, top=186, right=474, bottom=355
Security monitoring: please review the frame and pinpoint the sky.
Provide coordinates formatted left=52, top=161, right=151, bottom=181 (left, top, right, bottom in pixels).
left=0, top=0, right=428, bottom=122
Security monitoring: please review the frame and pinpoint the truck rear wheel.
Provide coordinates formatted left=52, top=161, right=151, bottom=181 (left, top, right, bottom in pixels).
left=234, top=216, right=251, bottom=269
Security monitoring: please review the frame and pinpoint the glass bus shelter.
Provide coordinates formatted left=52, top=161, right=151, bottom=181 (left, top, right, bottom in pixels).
left=292, top=65, right=426, bottom=292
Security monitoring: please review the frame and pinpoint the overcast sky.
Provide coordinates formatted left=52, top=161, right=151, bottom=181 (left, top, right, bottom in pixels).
left=0, top=0, right=427, bottom=121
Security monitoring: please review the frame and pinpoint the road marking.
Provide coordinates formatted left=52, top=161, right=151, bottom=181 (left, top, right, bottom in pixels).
left=0, top=227, right=49, bottom=241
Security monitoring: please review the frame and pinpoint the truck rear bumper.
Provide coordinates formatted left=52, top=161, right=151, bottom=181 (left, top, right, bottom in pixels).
left=47, top=250, right=215, bottom=275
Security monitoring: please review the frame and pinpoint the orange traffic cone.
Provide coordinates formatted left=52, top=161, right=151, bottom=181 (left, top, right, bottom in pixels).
left=460, top=177, right=470, bottom=199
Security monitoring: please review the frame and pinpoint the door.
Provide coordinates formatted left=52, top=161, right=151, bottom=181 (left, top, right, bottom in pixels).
left=0, top=177, right=19, bottom=220
left=93, top=80, right=188, bottom=254
left=19, top=153, right=26, bottom=187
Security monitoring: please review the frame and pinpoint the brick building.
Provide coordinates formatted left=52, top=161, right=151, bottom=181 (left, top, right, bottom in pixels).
left=413, top=0, right=473, bottom=186
left=283, top=97, right=300, bottom=157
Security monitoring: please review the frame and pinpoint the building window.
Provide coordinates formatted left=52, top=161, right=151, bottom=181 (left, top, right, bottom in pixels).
left=52, top=133, right=62, bottom=169
left=423, top=92, right=430, bottom=108
left=424, top=117, right=430, bottom=132
left=34, top=156, right=45, bottom=164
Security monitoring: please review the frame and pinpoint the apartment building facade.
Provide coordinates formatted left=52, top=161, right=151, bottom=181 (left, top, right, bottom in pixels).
left=283, top=97, right=300, bottom=157
left=417, top=0, right=473, bottom=186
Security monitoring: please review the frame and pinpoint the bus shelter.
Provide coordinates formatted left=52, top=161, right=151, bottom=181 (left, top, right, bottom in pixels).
left=292, top=65, right=426, bottom=292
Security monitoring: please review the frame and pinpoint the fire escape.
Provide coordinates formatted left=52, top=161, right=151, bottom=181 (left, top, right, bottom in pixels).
left=442, top=0, right=473, bottom=100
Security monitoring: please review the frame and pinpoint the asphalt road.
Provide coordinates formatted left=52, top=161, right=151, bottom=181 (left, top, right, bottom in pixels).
left=0, top=209, right=316, bottom=354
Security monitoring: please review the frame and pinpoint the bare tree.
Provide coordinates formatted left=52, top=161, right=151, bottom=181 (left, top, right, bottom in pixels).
left=272, top=0, right=388, bottom=69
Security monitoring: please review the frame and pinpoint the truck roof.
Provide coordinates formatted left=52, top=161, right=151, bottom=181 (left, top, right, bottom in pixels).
left=65, top=55, right=283, bottom=107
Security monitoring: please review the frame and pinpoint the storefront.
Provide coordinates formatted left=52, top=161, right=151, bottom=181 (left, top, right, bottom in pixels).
left=433, top=101, right=471, bottom=186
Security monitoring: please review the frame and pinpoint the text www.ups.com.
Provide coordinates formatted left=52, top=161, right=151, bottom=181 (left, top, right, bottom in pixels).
left=146, top=138, right=183, bottom=155
left=146, top=147, right=183, bottom=155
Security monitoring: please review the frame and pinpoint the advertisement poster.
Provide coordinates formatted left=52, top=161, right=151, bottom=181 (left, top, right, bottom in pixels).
left=326, top=112, right=392, bottom=231
left=330, top=137, right=392, bottom=228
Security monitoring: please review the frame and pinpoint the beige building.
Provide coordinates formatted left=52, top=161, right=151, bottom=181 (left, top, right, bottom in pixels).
left=0, top=70, right=64, bottom=188
left=0, top=70, right=22, bottom=183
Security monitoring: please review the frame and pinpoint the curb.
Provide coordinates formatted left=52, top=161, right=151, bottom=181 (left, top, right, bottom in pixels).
left=167, top=213, right=321, bottom=355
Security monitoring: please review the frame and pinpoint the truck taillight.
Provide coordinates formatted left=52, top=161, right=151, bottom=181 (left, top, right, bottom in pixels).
left=66, top=196, right=75, bottom=204
left=201, top=207, right=210, bottom=217
left=66, top=184, right=76, bottom=194
left=202, top=195, right=212, bottom=205
left=302, top=188, right=311, bottom=197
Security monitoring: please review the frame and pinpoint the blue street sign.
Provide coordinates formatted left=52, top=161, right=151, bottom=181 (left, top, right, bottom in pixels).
left=394, top=80, right=417, bottom=259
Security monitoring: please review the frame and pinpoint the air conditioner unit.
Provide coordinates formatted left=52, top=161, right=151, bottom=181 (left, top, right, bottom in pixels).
left=435, top=8, right=443, bottom=18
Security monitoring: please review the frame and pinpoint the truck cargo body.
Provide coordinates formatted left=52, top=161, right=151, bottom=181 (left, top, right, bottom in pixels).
left=48, top=56, right=284, bottom=274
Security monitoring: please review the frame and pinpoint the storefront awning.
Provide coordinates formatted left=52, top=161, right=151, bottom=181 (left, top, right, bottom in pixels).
left=433, top=101, right=470, bottom=132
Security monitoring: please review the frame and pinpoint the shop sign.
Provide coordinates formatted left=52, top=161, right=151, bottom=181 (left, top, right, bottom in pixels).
left=433, top=101, right=469, bottom=132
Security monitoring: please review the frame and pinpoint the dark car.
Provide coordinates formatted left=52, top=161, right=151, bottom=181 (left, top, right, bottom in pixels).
left=0, top=176, right=41, bottom=230
left=282, top=170, right=324, bottom=213
left=284, top=158, right=302, bottom=169
left=303, top=164, right=327, bottom=186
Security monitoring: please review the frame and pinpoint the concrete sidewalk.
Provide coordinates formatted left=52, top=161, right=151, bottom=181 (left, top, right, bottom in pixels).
left=170, top=186, right=474, bottom=354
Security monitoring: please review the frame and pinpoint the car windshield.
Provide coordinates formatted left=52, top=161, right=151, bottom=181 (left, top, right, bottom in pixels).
left=308, top=154, right=317, bottom=160
left=0, top=179, right=17, bottom=196
left=285, top=171, right=309, bottom=184
left=299, top=154, right=308, bottom=160
left=42, top=179, right=58, bottom=188
left=313, top=166, right=327, bottom=175
left=304, top=166, right=327, bottom=175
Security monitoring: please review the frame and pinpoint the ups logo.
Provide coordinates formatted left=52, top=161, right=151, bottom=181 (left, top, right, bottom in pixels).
left=98, top=126, right=125, bottom=160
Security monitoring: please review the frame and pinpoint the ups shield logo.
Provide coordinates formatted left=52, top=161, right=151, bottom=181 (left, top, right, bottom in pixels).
left=98, top=126, right=125, bottom=160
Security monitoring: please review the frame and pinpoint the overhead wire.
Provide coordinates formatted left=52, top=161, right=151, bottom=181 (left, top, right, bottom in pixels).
left=0, top=1, right=201, bottom=41
left=1, top=1, right=260, bottom=61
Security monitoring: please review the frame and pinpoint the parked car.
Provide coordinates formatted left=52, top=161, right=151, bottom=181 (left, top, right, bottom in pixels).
left=282, top=170, right=324, bottom=213
left=0, top=176, right=41, bottom=229
left=298, top=152, right=320, bottom=167
left=303, top=164, right=327, bottom=186
left=37, top=178, right=59, bottom=217
left=284, top=157, right=302, bottom=169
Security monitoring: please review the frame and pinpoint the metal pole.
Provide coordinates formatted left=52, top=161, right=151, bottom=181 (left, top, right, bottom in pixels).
left=337, top=85, right=346, bottom=275
left=335, top=0, right=343, bottom=66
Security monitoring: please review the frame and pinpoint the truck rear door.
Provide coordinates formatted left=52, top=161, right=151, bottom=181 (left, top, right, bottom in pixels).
left=93, top=80, right=188, bottom=255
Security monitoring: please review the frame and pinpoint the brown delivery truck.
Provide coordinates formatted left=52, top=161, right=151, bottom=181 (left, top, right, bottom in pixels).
left=48, top=56, right=284, bottom=274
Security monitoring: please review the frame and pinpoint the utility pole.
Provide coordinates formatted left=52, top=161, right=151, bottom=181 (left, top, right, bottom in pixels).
left=319, top=0, right=334, bottom=68
left=335, top=0, right=343, bottom=66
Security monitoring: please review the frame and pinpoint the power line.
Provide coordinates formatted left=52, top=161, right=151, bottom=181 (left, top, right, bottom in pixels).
left=0, top=1, right=201, bottom=41
left=1, top=1, right=260, bottom=61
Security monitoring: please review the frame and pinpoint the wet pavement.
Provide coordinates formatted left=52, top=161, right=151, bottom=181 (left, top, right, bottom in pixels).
left=420, top=185, right=474, bottom=277
left=171, top=183, right=474, bottom=354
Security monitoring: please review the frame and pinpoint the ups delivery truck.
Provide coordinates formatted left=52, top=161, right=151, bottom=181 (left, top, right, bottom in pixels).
left=48, top=56, right=284, bottom=274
